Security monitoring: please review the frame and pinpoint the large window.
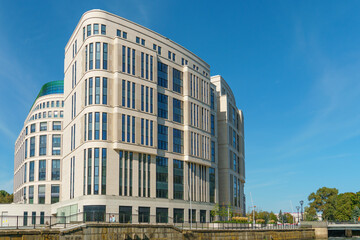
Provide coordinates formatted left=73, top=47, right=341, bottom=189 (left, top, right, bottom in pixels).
left=89, top=43, right=93, bottom=70
left=39, top=135, right=47, bottom=156
left=101, top=24, right=106, bottom=35
left=40, top=122, right=47, bottom=131
left=119, top=206, right=132, bottom=223
left=30, top=137, right=35, bottom=157
left=88, top=112, right=93, bottom=140
left=173, top=98, right=183, bottom=123
left=25, top=139, right=28, bottom=159
left=158, top=62, right=168, bottom=88
left=101, top=148, right=107, bottom=195
left=211, top=141, right=215, bottom=162
left=29, top=161, right=34, bottom=182
left=156, top=156, right=168, bottom=198
left=51, top=185, right=60, bottom=203
left=95, top=77, right=100, bottom=104
left=29, top=186, right=34, bottom=204
left=93, top=24, right=99, bottom=34
left=39, top=160, right=46, bottom=181
left=52, top=135, right=61, bottom=155
left=211, top=114, right=215, bottom=136
left=103, top=78, right=108, bottom=104
left=158, top=93, right=168, bottom=119
left=210, top=88, right=215, bottom=110
left=30, top=124, right=35, bottom=133
left=52, top=121, right=61, bottom=130
left=174, top=209, right=184, bottom=223
left=103, top=43, right=108, bottom=70
left=173, top=160, right=184, bottom=200
left=173, top=68, right=183, bottom=93
left=94, top=148, right=99, bottom=195
left=52, top=159, right=60, bottom=180
left=95, top=42, right=101, bottom=69
left=173, top=129, right=183, bottom=153
left=102, top=113, right=107, bottom=140
left=158, top=124, right=168, bottom=150
left=38, top=185, right=45, bottom=204
left=95, top=112, right=100, bottom=140
left=139, top=207, right=150, bottom=223
left=156, top=208, right=168, bottom=223
left=209, top=168, right=215, bottom=203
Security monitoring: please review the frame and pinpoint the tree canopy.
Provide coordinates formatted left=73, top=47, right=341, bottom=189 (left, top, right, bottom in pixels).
left=306, top=187, right=360, bottom=222
left=0, top=190, right=13, bottom=203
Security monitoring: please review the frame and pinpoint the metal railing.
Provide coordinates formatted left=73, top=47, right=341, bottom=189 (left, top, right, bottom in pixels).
left=0, top=212, right=300, bottom=230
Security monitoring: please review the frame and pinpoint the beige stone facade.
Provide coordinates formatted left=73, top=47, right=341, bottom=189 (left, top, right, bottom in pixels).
left=11, top=10, right=245, bottom=223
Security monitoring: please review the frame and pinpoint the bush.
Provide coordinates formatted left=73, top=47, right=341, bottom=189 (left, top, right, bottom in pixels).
left=269, top=220, right=276, bottom=224
left=231, top=217, right=249, bottom=223
left=256, top=219, right=265, bottom=224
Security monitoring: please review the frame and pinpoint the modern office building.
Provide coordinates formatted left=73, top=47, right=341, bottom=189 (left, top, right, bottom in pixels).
left=10, top=9, right=245, bottom=223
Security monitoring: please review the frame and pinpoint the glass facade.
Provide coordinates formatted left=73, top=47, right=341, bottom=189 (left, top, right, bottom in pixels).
left=173, top=98, right=183, bottom=123
left=158, top=93, right=168, bottom=119
left=156, top=156, right=168, bottom=198
left=173, top=160, right=183, bottom=199
left=158, top=62, right=168, bottom=88
left=157, top=124, right=168, bottom=150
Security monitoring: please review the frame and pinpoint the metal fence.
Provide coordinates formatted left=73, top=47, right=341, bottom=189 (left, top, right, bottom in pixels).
left=0, top=212, right=300, bottom=230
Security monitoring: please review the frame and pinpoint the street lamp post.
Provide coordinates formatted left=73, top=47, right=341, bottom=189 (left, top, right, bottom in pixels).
left=300, top=200, right=304, bottom=221
left=296, top=206, right=300, bottom=224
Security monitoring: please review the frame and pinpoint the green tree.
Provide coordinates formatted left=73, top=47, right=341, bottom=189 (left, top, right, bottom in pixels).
left=0, top=190, right=13, bottom=204
left=269, top=212, right=278, bottom=222
left=308, top=187, right=338, bottom=221
left=352, top=206, right=360, bottom=222
left=278, top=210, right=283, bottom=223
left=304, top=206, right=318, bottom=221
left=334, top=192, right=357, bottom=222
left=284, top=213, right=294, bottom=224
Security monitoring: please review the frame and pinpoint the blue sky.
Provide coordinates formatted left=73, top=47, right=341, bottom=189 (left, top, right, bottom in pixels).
left=0, top=0, right=359, bottom=213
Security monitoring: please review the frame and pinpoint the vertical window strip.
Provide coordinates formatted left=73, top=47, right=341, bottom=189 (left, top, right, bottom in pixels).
left=89, top=43, right=93, bottom=70
left=103, top=43, right=108, bottom=70
left=145, top=87, right=149, bottom=112
left=146, top=54, right=149, bottom=79
left=132, top=116, right=135, bottom=143
left=132, top=82, right=135, bottom=109
left=85, top=79, right=87, bottom=106
left=94, top=148, right=99, bottom=194
left=87, top=149, right=92, bottom=194
left=83, top=149, right=86, bottom=195
left=102, top=113, right=107, bottom=140
left=95, top=42, right=101, bottom=69
left=150, top=121, right=153, bottom=146
left=127, top=81, right=130, bottom=108
left=132, top=49, right=135, bottom=75
left=119, top=151, right=123, bottom=195
left=127, top=47, right=131, bottom=74
left=122, top=114, right=125, bottom=141
left=101, top=148, right=106, bottom=195
left=150, top=56, right=153, bottom=81
left=127, top=115, right=130, bottom=142
left=103, top=78, right=107, bottom=105
left=122, top=80, right=126, bottom=107
left=122, top=46, right=126, bottom=72
left=150, top=88, right=153, bottom=113
left=145, top=120, right=149, bottom=146
left=89, top=77, right=93, bottom=105
left=88, top=113, right=93, bottom=140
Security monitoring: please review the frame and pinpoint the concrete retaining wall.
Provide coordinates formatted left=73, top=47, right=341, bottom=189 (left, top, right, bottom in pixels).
left=0, top=223, right=315, bottom=240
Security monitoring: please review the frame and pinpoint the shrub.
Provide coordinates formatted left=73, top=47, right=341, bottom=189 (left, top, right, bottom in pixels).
left=231, top=217, right=249, bottom=223
left=256, top=219, right=265, bottom=224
